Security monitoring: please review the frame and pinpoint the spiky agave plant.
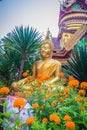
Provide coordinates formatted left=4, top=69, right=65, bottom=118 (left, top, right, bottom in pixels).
left=63, top=44, right=87, bottom=82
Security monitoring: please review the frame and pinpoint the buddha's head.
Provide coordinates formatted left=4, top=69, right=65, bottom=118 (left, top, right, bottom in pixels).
left=40, top=29, right=54, bottom=59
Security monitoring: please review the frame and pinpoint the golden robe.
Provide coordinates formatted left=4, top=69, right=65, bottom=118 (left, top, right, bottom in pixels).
left=33, top=59, right=61, bottom=78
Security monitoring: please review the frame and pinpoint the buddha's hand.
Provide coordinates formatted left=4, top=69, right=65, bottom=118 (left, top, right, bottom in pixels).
left=48, top=77, right=59, bottom=84
left=11, top=82, right=20, bottom=92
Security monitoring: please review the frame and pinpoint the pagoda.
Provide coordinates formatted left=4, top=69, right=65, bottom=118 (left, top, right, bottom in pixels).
left=52, top=0, right=87, bottom=64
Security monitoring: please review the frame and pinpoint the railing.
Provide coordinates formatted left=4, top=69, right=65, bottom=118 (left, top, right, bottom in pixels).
left=53, top=24, right=87, bottom=58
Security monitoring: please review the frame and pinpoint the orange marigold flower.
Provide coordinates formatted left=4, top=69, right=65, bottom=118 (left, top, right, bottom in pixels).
left=0, top=87, right=10, bottom=95
left=62, top=78, right=67, bottom=82
left=51, top=103, right=55, bottom=107
left=66, top=121, right=75, bottom=130
left=64, top=114, right=72, bottom=121
left=78, top=90, right=86, bottom=96
left=64, top=88, right=70, bottom=93
left=49, top=114, right=61, bottom=124
left=80, top=106, right=85, bottom=111
left=13, top=98, right=25, bottom=109
left=39, top=76, right=45, bottom=81
left=69, top=76, right=75, bottom=81
left=58, top=72, right=64, bottom=77
left=68, top=80, right=79, bottom=88
left=45, top=75, right=50, bottom=80
left=41, top=75, right=50, bottom=80
left=22, top=72, right=28, bottom=77
left=80, top=82, right=87, bottom=89
left=26, top=70, right=29, bottom=73
left=75, top=97, right=82, bottom=103
left=32, top=103, right=39, bottom=109
left=40, top=75, right=50, bottom=81
left=26, top=117, right=34, bottom=125
left=42, top=117, right=48, bottom=123
left=27, top=76, right=32, bottom=80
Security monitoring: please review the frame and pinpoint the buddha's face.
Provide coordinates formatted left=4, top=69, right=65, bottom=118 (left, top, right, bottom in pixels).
left=40, top=43, right=52, bottom=58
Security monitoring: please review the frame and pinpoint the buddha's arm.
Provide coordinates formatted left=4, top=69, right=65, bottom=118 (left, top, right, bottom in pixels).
left=49, top=77, right=59, bottom=84
left=17, top=77, right=28, bottom=84
left=11, top=77, right=28, bottom=90
left=49, top=62, right=62, bottom=84
left=32, top=62, right=37, bottom=78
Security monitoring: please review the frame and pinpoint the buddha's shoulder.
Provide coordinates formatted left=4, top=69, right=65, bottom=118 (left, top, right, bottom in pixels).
left=34, top=60, right=42, bottom=65
left=51, top=59, right=61, bottom=65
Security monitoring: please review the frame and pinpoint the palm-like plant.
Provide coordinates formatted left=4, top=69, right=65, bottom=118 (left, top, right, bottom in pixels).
left=63, top=44, right=87, bottom=82
left=2, top=26, right=42, bottom=79
left=0, top=44, right=20, bottom=85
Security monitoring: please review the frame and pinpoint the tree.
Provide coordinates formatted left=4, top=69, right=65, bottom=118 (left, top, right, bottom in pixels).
left=2, top=26, right=42, bottom=80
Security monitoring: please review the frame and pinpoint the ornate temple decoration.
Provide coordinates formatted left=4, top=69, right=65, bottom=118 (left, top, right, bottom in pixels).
left=52, top=0, right=87, bottom=64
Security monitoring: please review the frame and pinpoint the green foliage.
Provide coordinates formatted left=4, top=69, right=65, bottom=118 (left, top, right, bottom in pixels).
left=0, top=80, right=6, bottom=88
left=63, top=44, right=87, bottom=82
left=31, top=120, right=47, bottom=130
left=0, top=48, right=20, bottom=85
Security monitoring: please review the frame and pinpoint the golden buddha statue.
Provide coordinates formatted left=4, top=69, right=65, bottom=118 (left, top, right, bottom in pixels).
left=32, top=29, right=61, bottom=83
left=11, top=29, right=61, bottom=90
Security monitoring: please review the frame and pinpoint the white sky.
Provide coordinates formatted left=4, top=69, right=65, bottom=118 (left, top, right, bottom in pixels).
left=0, top=0, right=60, bottom=38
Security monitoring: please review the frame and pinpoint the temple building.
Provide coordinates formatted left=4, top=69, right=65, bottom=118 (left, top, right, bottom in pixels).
left=52, top=0, right=87, bottom=64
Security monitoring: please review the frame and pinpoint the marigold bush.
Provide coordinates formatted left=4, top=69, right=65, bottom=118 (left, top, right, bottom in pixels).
left=1, top=75, right=87, bottom=130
